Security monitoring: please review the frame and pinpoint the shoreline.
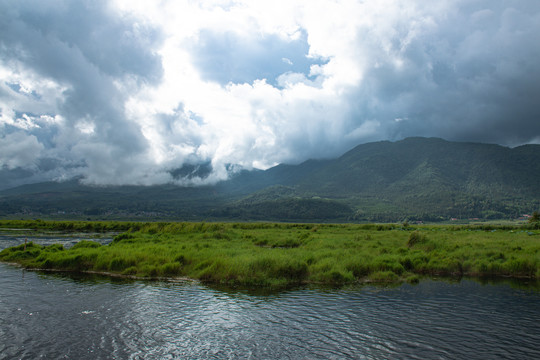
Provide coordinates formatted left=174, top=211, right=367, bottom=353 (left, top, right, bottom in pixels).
left=2, top=260, right=537, bottom=288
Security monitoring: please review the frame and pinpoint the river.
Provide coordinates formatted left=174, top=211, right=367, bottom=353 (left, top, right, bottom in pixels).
left=1, top=233, right=539, bottom=359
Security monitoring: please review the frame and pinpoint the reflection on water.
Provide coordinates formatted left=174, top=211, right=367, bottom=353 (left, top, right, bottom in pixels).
left=1, top=235, right=540, bottom=359
left=1, top=263, right=539, bottom=360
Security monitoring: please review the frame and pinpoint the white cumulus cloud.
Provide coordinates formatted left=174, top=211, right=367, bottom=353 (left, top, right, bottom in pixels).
left=1, top=0, right=539, bottom=188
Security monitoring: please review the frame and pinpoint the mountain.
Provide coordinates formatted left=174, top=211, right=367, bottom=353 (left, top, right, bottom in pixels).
left=1, top=137, right=539, bottom=222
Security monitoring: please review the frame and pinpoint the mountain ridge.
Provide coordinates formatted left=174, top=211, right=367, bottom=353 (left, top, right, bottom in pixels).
left=1, top=137, right=539, bottom=222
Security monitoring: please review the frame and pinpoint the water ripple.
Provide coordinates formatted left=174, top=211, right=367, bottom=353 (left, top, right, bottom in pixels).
left=1, top=235, right=540, bottom=359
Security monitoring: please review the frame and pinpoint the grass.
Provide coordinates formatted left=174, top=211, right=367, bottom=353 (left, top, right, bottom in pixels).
left=1, top=220, right=539, bottom=287
left=0, top=219, right=142, bottom=232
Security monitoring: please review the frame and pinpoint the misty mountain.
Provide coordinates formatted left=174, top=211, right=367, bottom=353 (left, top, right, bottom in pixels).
left=1, top=137, right=539, bottom=222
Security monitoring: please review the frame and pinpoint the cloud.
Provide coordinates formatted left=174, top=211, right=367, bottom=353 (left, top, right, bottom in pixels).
left=1, top=0, right=539, bottom=188
left=347, top=0, right=540, bottom=146
left=0, top=0, right=164, bottom=185
left=0, top=131, right=43, bottom=169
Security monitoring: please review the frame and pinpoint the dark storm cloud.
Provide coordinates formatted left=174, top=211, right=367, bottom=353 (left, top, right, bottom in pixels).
left=0, top=0, right=162, bottom=81
left=348, top=0, right=540, bottom=146
left=0, top=0, right=164, bottom=183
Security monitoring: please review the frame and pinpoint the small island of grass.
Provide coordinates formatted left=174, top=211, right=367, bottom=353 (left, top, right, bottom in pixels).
left=1, top=220, right=539, bottom=287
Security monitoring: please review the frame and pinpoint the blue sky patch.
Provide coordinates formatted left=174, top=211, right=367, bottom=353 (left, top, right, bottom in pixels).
left=190, top=29, right=327, bottom=86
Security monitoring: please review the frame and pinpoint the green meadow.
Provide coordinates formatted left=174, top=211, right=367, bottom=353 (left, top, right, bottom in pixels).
left=1, top=220, right=539, bottom=286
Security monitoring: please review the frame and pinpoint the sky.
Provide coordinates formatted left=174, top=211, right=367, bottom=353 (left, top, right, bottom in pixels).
left=1, top=0, right=540, bottom=188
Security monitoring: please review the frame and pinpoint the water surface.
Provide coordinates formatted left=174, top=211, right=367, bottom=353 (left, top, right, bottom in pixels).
left=1, top=235, right=539, bottom=359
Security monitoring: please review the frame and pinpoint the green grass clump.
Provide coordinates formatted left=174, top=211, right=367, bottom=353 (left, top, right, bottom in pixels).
left=71, top=240, right=101, bottom=249
left=0, top=242, right=43, bottom=262
left=1, top=221, right=539, bottom=286
left=368, top=271, right=399, bottom=282
left=407, top=231, right=428, bottom=247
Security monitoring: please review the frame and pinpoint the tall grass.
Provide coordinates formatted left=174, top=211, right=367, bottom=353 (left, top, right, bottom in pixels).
left=1, top=221, right=539, bottom=286
left=0, top=219, right=142, bottom=232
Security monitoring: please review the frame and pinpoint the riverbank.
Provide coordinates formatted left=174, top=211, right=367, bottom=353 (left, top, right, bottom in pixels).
left=1, top=221, right=539, bottom=286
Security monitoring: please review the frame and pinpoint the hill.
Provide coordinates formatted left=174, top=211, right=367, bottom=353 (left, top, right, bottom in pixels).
left=1, top=137, right=539, bottom=222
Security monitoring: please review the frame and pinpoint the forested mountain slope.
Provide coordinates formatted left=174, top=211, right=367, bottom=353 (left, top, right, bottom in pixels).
left=1, top=138, right=539, bottom=222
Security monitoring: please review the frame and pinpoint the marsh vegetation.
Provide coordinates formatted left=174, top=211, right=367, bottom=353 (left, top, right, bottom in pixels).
left=1, top=220, right=538, bottom=287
